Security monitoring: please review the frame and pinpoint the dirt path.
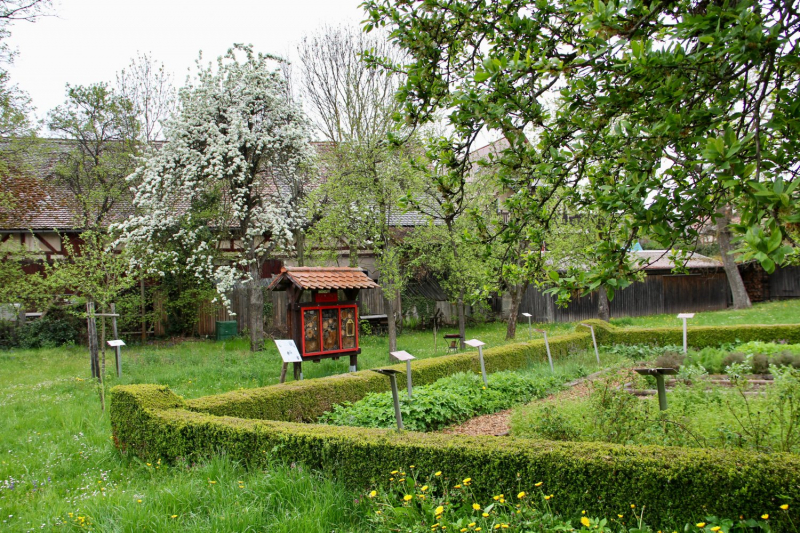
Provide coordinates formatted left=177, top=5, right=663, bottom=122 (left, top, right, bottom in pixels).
left=440, top=369, right=628, bottom=437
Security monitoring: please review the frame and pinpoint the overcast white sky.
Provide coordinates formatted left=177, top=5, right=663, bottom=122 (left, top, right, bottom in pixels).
left=5, top=0, right=365, bottom=129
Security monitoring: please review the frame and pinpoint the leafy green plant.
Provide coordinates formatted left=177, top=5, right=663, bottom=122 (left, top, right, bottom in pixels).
left=319, top=370, right=571, bottom=432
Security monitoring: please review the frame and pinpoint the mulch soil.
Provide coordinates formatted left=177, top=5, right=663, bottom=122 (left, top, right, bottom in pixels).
left=440, top=367, right=636, bottom=437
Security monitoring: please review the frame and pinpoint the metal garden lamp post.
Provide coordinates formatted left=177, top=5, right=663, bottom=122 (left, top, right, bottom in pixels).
left=464, top=339, right=488, bottom=386
left=533, top=329, right=554, bottom=372
left=372, top=369, right=404, bottom=430
left=390, top=350, right=416, bottom=399
left=677, top=313, right=695, bottom=355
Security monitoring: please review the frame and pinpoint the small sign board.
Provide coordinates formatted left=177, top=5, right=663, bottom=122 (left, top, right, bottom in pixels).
left=521, top=312, right=532, bottom=317
left=464, top=338, right=486, bottom=348
left=533, top=328, right=546, bottom=334
left=677, top=313, right=695, bottom=319
left=275, top=339, right=303, bottom=363
left=390, top=350, right=415, bottom=362
left=107, top=339, right=125, bottom=347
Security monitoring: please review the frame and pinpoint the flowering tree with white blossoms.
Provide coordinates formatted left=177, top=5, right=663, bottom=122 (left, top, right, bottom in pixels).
left=117, top=45, right=315, bottom=351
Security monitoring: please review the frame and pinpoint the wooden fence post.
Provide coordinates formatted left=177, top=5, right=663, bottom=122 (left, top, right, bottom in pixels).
left=86, top=301, right=99, bottom=380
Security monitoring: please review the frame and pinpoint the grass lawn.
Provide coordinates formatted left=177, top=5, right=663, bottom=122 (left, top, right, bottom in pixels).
left=609, top=299, right=800, bottom=329
left=1, top=299, right=799, bottom=531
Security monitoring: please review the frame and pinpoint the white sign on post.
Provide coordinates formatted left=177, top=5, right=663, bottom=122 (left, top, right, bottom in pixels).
left=107, top=339, right=125, bottom=347
left=677, top=313, right=695, bottom=355
left=464, top=339, right=488, bottom=386
left=390, top=350, right=416, bottom=399
left=275, top=340, right=303, bottom=363
left=521, top=312, right=533, bottom=338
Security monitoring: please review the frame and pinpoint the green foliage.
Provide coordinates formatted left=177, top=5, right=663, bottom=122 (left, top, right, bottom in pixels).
left=14, top=314, right=81, bottom=349
left=362, top=0, right=800, bottom=287
left=363, top=469, right=789, bottom=532
left=320, top=370, right=570, bottom=431
left=183, top=331, right=589, bottom=422
left=111, top=383, right=800, bottom=529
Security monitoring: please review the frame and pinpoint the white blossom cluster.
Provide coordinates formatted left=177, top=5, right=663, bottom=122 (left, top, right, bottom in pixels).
left=115, top=45, right=314, bottom=308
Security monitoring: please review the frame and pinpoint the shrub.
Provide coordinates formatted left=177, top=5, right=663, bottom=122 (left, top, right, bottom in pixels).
left=654, top=350, right=684, bottom=369
left=16, top=314, right=82, bottom=349
left=319, top=370, right=568, bottom=432
left=111, top=384, right=800, bottom=529
left=721, top=352, right=746, bottom=370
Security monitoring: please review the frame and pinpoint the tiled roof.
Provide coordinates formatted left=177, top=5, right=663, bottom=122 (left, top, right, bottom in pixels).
left=634, top=250, right=723, bottom=270
left=0, top=139, right=334, bottom=231
left=268, top=266, right=380, bottom=291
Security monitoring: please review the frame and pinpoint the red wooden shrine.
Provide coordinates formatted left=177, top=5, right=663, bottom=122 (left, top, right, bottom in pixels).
left=267, top=267, right=379, bottom=372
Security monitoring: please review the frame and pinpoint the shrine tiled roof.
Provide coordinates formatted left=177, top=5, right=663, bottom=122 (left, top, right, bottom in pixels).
left=267, top=266, right=380, bottom=291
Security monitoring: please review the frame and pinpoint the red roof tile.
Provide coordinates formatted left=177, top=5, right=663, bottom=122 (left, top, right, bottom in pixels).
left=268, top=267, right=379, bottom=291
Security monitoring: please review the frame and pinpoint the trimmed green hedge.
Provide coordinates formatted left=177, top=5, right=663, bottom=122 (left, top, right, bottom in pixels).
left=186, top=332, right=591, bottom=422
left=111, top=322, right=800, bottom=527
left=112, top=384, right=800, bottom=527
left=578, top=319, right=800, bottom=348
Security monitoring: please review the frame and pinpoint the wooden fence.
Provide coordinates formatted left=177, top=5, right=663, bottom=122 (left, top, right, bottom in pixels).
left=770, top=265, right=800, bottom=300
left=520, top=272, right=730, bottom=323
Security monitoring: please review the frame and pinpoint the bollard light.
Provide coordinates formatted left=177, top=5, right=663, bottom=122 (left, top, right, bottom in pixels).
left=390, top=350, right=416, bottom=399
left=464, top=339, right=488, bottom=386
left=677, top=313, right=695, bottom=355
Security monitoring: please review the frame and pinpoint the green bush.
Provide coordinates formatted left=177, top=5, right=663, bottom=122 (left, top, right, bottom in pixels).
left=111, top=384, right=800, bottom=529
left=185, top=332, right=591, bottom=422
left=16, top=314, right=82, bottom=349
left=319, top=370, right=569, bottom=431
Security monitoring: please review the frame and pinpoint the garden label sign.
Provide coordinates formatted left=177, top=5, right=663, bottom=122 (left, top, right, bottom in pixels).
left=677, top=313, right=695, bottom=354
left=390, top=350, right=416, bottom=399
left=275, top=340, right=303, bottom=383
left=464, top=339, right=488, bottom=386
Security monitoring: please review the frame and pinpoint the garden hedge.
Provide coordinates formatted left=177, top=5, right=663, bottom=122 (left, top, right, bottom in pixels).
left=579, top=319, right=800, bottom=347
left=111, top=322, right=800, bottom=527
left=186, top=332, right=591, bottom=422
left=112, top=384, right=800, bottom=528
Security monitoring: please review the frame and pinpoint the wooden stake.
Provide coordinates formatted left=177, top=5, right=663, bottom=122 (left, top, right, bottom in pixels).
left=280, top=362, right=288, bottom=384
left=87, top=302, right=99, bottom=379
left=111, top=303, right=121, bottom=377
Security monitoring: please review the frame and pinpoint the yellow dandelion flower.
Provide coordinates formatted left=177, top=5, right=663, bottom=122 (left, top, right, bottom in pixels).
left=137, top=499, right=142, bottom=503
left=391, top=470, right=398, bottom=474
left=631, top=504, right=635, bottom=509
left=435, top=505, right=444, bottom=515
left=493, top=495, right=500, bottom=501
left=473, top=503, right=481, bottom=510
left=404, top=494, right=412, bottom=502
left=518, top=491, right=526, bottom=499
left=419, top=495, right=426, bottom=500
left=781, top=504, right=790, bottom=510
left=762, top=514, right=769, bottom=520
left=410, top=465, right=415, bottom=469
left=463, top=477, right=472, bottom=484
left=455, top=484, right=462, bottom=489
left=711, top=528, right=721, bottom=532
left=422, top=485, right=429, bottom=492
left=469, top=523, right=476, bottom=527
left=369, top=490, right=377, bottom=498
left=171, top=515, right=178, bottom=519
left=482, top=512, right=489, bottom=517
left=544, top=495, right=551, bottom=500
left=435, top=471, right=442, bottom=476
left=581, top=516, right=591, bottom=528
left=535, top=481, right=543, bottom=487
left=390, top=477, right=394, bottom=481
left=618, top=515, right=624, bottom=519
left=696, top=523, right=706, bottom=528
left=462, top=529, right=468, bottom=533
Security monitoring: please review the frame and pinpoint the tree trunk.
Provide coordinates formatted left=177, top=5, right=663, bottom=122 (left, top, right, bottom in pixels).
left=249, top=262, right=265, bottom=352
left=294, top=229, right=306, bottom=267
left=349, top=241, right=358, bottom=267
left=505, top=282, right=528, bottom=340
left=86, top=301, right=100, bottom=379
left=457, top=287, right=466, bottom=349
left=597, top=289, right=610, bottom=322
left=717, top=206, right=752, bottom=309
left=386, top=295, right=397, bottom=353
left=140, top=277, right=147, bottom=342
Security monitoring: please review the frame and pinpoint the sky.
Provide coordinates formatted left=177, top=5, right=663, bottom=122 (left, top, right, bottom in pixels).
left=5, top=0, right=366, bottom=128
